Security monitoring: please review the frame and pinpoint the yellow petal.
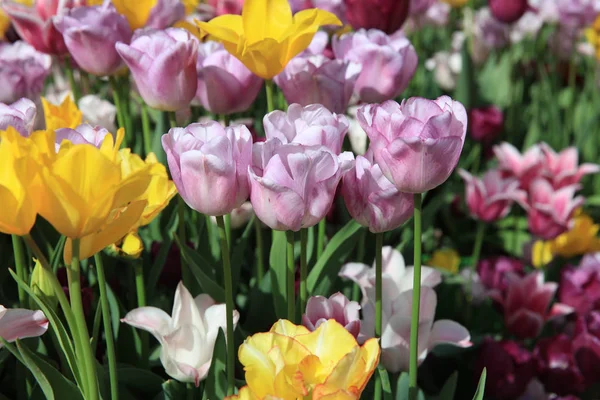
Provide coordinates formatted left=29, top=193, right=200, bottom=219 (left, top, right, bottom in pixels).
left=42, top=96, right=82, bottom=132
left=224, top=386, right=259, bottom=400
left=121, top=231, right=144, bottom=258
left=242, top=0, right=293, bottom=43
left=112, top=0, right=157, bottom=30
left=429, top=248, right=460, bottom=274
left=195, top=15, right=244, bottom=43
left=532, top=240, right=553, bottom=268
left=283, top=8, right=341, bottom=63
left=270, top=319, right=310, bottom=337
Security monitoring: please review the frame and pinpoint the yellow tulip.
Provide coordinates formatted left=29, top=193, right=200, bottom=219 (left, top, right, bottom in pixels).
left=231, top=319, right=379, bottom=400
left=442, top=0, right=468, bottom=8
left=111, top=0, right=157, bottom=30
left=531, top=240, right=553, bottom=269
left=0, top=10, right=10, bottom=40
left=195, top=0, right=342, bottom=79
left=429, top=248, right=460, bottom=274
left=182, top=0, right=199, bottom=15
left=41, top=96, right=82, bottom=132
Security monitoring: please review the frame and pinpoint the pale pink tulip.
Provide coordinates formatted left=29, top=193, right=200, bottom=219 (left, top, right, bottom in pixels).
left=0, top=306, right=48, bottom=344
left=540, top=144, right=600, bottom=189
left=302, top=292, right=361, bottom=339
left=54, top=124, right=112, bottom=151
left=145, top=0, right=185, bottom=29
left=0, top=98, right=37, bottom=136
left=493, top=142, right=544, bottom=189
left=0, top=41, right=52, bottom=104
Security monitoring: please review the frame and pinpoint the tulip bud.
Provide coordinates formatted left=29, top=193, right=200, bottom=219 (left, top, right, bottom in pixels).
left=489, top=0, right=528, bottom=23
left=344, top=0, right=410, bottom=34
left=469, top=105, right=503, bottom=143
left=29, top=260, right=58, bottom=311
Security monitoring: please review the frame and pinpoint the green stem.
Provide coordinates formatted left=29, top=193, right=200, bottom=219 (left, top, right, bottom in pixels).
left=134, top=261, right=148, bottom=367
left=317, top=219, right=326, bottom=260
left=187, top=383, right=195, bottom=400
left=94, top=253, right=119, bottom=400
left=468, top=222, right=485, bottom=302
left=216, top=216, right=235, bottom=396
left=109, top=77, right=128, bottom=146
left=178, top=197, right=193, bottom=291
left=120, top=76, right=133, bottom=142
left=69, top=239, right=99, bottom=400
left=224, top=213, right=232, bottom=249
left=265, top=80, right=275, bottom=112
left=374, top=232, right=383, bottom=400
left=286, top=231, right=295, bottom=322
left=12, top=235, right=27, bottom=307
left=141, top=103, right=152, bottom=156
left=409, top=194, right=423, bottom=400
left=64, top=58, right=81, bottom=104
left=299, top=228, right=308, bottom=313
left=169, top=111, right=178, bottom=129
left=254, top=219, right=264, bottom=283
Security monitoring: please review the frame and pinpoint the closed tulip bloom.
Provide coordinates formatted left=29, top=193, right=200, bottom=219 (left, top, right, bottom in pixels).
left=344, top=0, right=410, bottom=33
left=145, top=0, right=185, bottom=29
left=116, top=28, right=199, bottom=111
left=540, top=144, right=600, bottom=189
left=194, top=41, right=263, bottom=115
left=274, top=55, right=361, bottom=114
left=333, top=29, right=418, bottom=103
left=0, top=98, right=37, bottom=136
left=196, top=0, right=342, bottom=79
left=54, top=3, right=132, bottom=76
left=341, top=151, right=414, bottom=233
left=302, top=292, right=361, bottom=338
left=249, top=140, right=352, bottom=231
left=358, top=96, right=467, bottom=193
left=0, top=306, right=48, bottom=345
left=263, top=103, right=349, bottom=154
left=489, top=0, right=529, bottom=23
left=162, top=121, right=252, bottom=216
left=469, top=105, right=503, bottom=143
left=122, top=282, right=239, bottom=386
left=0, top=41, right=52, bottom=104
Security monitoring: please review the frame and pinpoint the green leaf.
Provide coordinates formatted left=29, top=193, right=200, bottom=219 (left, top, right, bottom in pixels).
left=472, top=368, right=487, bottom=400
left=429, top=372, right=458, bottom=400
left=269, top=230, right=288, bottom=319
left=203, top=329, right=227, bottom=400
left=49, top=236, right=66, bottom=273
left=454, top=40, right=474, bottom=109
left=396, top=372, right=424, bottom=400
left=147, top=235, right=173, bottom=292
left=117, top=366, right=164, bottom=397
left=153, top=380, right=187, bottom=400
left=379, top=365, right=393, bottom=400
left=231, top=216, right=255, bottom=294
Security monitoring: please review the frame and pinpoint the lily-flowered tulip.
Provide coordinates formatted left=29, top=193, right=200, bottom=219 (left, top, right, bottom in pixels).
left=0, top=98, right=37, bottom=137
left=488, top=271, right=573, bottom=339
left=469, top=105, right=503, bottom=143
left=344, top=0, right=410, bottom=33
left=54, top=3, right=132, bottom=76
left=116, top=28, right=199, bottom=111
left=459, top=168, right=527, bottom=222
left=527, top=179, right=584, bottom=240
left=194, top=41, right=263, bottom=115
left=0, top=41, right=52, bottom=104
left=248, top=139, right=352, bottom=231
left=302, top=292, right=361, bottom=339
left=493, top=142, right=543, bottom=190
left=162, top=121, right=252, bottom=216
left=559, top=253, right=600, bottom=315
left=341, top=151, right=414, bottom=233
left=0, top=306, right=48, bottom=345
left=229, top=319, right=379, bottom=399
left=263, top=103, right=349, bottom=154
left=572, top=312, right=600, bottom=388
left=274, top=55, right=361, bottom=114
left=358, top=96, right=467, bottom=193
left=477, top=256, right=525, bottom=295
left=41, top=95, right=83, bottom=131
left=310, top=0, right=346, bottom=25
left=196, top=0, right=342, bottom=79
left=540, top=144, right=600, bottom=189
left=122, top=282, right=239, bottom=386
left=489, top=0, right=529, bottom=23
left=333, top=29, right=418, bottom=103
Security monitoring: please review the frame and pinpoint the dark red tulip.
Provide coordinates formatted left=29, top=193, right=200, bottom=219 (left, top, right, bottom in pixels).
left=488, top=0, right=528, bottom=24
left=573, top=312, right=600, bottom=388
left=469, top=106, right=504, bottom=143
left=559, top=254, right=600, bottom=315
left=344, top=0, right=410, bottom=34
left=535, top=334, right=586, bottom=396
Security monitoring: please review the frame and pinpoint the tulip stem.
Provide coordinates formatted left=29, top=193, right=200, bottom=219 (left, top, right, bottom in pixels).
left=169, top=111, right=178, bottom=129
left=265, top=80, right=275, bottom=112
left=141, top=103, right=152, bottom=156
left=69, top=239, right=99, bottom=400
left=254, top=219, right=265, bottom=283
left=94, top=253, right=119, bottom=400
left=468, top=222, right=485, bottom=303
left=178, top=197, right=193, bottom=292
left=12, top=235, right=27, bottom=307
left=409, top=193, right=423, bottom=400
left=317, top=219, right=326, bottom=260
left=216, top=216, right=236, bottom=396
left=133, top=260, right=149, bottom=367
left=64, top=57, right=81, bottom=104
left=299, top=228, right=308, bottom=313
left=224, top=214, right=232, bottom=249
left=109, top=76, right=128, bottom=146
left=374, top=231, right=384, bottom=400
left=286, top=230, right=296, bottom=322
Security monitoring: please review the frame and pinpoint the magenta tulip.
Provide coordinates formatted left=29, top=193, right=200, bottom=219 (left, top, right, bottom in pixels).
left=145, top=0, right=185, bottom=29
left=493, top=142, right=543, bottom=190
left=489, top=0, right=529, bottom=24
left=0, top=306, right=48, bottom=345
left=409, top=0, right=436, bottom=16
left=573, top=312, right=600, bottom=388
left=469, top=105, right=503, bottom=143
left=534, top=334, right=586, bottom=396
left=0, top=41, right=52, bottom=104
left=477, top=256, right=525, bottom=295
left=344, top=0, right=410, bottom=34
left=302, top=292, right=361, bottom=338
left=357, top=96, right=467, bottom=193
left=162, top=121, right=252, bottom=216
left=559, top=253, right=600, bottom=315
left=206, top=0, right=244, bottom=15
left=540, top=144, right=600, bottom=189
left=116, top=28, right=198, bottom=111
left=0, top=98, right=37, bottom=136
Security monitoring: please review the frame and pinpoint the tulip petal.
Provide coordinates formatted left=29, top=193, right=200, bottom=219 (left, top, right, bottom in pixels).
left=428, top=320, right=471, bottom=349
left=121, top=306, right=172, bottom=343
left=0, top=307, right=48, bottom=342
left=172, top=282, right=206, bottom=334
left=270, top=319, right=310, bottom=337
left=242, top=0, right=293, bottom=43
left=195, top=15, right=243, bottom=44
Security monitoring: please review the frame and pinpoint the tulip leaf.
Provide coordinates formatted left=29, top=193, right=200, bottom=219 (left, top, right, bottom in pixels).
left=269, top=230, right=288, bottom=319
left=203, top=328, right=227, bottom=400
left=395, top=372, right=424, bottom=400
left=231, top=216, right=255, bottom=294
left=428, top=371, right=458, bottom=400
left=49, top=236, right=66, bottom=273
left=378, top=365, right=393, bottom=400
left=472, top=368, right=486, bottom=400
left=147, top=235, right=174, bottom=292
left=116, top=367, right=164, bottom=397
left=152, top=380, right=186, bottom=400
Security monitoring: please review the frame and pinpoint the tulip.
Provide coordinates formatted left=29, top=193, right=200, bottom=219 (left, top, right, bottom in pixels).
left=474, top=7, right=510, bottom=52
left=341, top=151, right=414, bottom=233
left=116, top=28, right=199, bottom=111
left=54, top=124, right=112, bottom=151
left=527, top=179, right=584, bottom=240
left=493, top=142, right=544, bottom=190
left=546, top=213, right=600, bottom=260
left=573, top=312, right=600, bottom=388
left=488, top=271, right=573, bottom=339
left=196, top=0, right=342, bottom=79
left=0, top=98, right=37, bottom=137
left=302, top=292, right=361, bottom=338
left=231, top=319, right=379, bottom=399
left=206, top=0, right=244, bottom=16
left=489, top=0, right=529, bottom=24
left=300, top=31, right=330, bottom=57
left=194, top=41, right=263, bottom=115
left=556, top=0, right=600, bottom=28
left=41, top=95, right=83, bottom=131
left=248, top=139, right=352, bottom=231
left=274, top=55, right=361, bottom=114
left=0, top=41, right=52, bottom=104
left=344, top=0, right=410, bottom=34
left=78, top=94, right=117, bottom=132
left=346, top=105, right=368, bottom=155
left=0, top=306, right=48, bottom=345
left=358, top=96, right=467, bottom=193
left=459, top=168, right=527, bottom=222
left=145, top=0, right=185, bottom=29
left=339, top=246, right=441, bottom=304
left=469, top=105, right=504, bottom=143
left=210, top=201, right=254, bottom=229
left=540, top=144, right=600, bottom=189
left=333, top=29, right=418, bottom=103
left=54, top=3, right=132, bottom=76
left=410, top=0, right=437, bottom=16
left=429, top=248, right=460, bottom=274
left=310, top=0, right=346, bottom=25
left=162, top=121, right=252, bottom=216
left=477, top=256, right=524, bottom=295
left=111, top=0, right=183, bottom=30
left=558, top=253, right=600, bottom=315
left=122, top=282, right=239, bottom=386
left=534, top=334, right=586, bottom=396
left=474, top=338, right=535, bottom=400
left=263, top=103, right=349, bottom=154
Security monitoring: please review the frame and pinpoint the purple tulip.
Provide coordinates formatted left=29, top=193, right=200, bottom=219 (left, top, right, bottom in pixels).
left=535, top=334, right=586, bottom=396
left=274, top=55, right=361, bottom=114
left=559, top=253, right=600, bottom=315
left=341, top=150, right=414, bottom=233
left=263, top=103, right=349, bottom=154
left=54, top=4, right=132, bottom=77
left=469, top=105, right=504, bottom=143
left=333, top=29, right=418, bottom=103
left=409, top=0, right=436, bottom=16
left=302, top=292, right=361, bottom=338
left=344, top=0, right=410, bottom=34
left=477, top=256, right=525, bottom=295
left=489, top=0, right=529, bottom=24
left=248, top=139, right=352, bottom=231
left=0, top=98, right=37, bottom=136
left=474, top=7, right=510, bottom=51
left=55, top=124, right=112, bottom=151
left=145, top=0, right=185, bottom=29
left=116, top=28, right=198, bottom=111
left=556, top=0, right=600, bottom=28
left=161, top=121, right=252, bottom=216
left=357, top=96, right=467, bottom=193
left=194, top=41, right=262, bottom=115
left=0, top=41, right=52, bottom=104
left=311, top=0, right=346, bottom=25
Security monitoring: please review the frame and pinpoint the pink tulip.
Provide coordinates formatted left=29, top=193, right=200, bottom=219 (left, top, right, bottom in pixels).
left=474, top=7, right=510, bottom=51
left=468, top=105, right=503, bottom=143
left=145, top=0, right=185, bottom=29
left=274, top=55, right=361, bottom=114
left=162, top=121, right=252, bottom=216
left=0, top=41, right=52, bottom=104
left=344, top=0, right=410, bottom=34
left=558, top=253, right=600, bottom=316
left=357, top=96, right=467, bottom=193
left=263, top=103, right=349, bottom=154
left=248, top=139, right=352, bottom=231
left=116, top=28, right=198, bottom=111
left=556, top=0, right=600, bottom=28
left=341, top=151, right=414, bottom=233
left=302, top=292, right=361, bottom=338
left=489, top=0, right=529, bottom=24
left=194, top=41, right=263, bottom=115
left=300, top=31, right=330, bottom=57
left=489, top=271, right=573, bottom=339
left=409, top=0, right=436, bottom=16
left=534, top=334, right=586, bottom=396
left=540, top=144, right=600, bottom=189
left=206, top=0, right=244, bottom=15
left=527, top=179, right=584, bottom=240
left=493, top=142, right=544, bottom=189
left=573, top=312, right=600, bottom=389
left=0, top=306, right=48, bottom=344
left=458, top=168, right=527, bottom=222
left=0, top=98, right=37, bottom=136
left=477, top=256, right=525, bottom=296
left=55, top=124, right=112, bottom=151
left=333, top=29, right=418, bottom=103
